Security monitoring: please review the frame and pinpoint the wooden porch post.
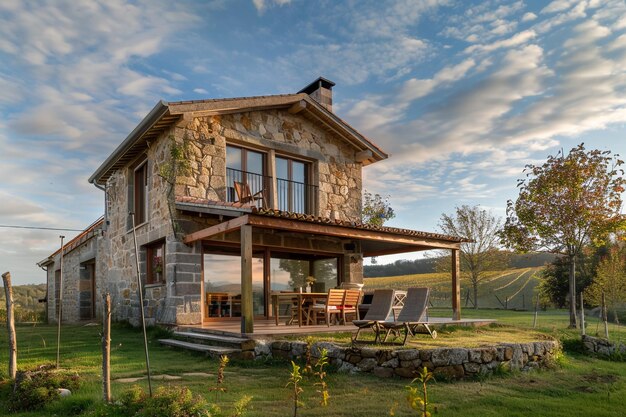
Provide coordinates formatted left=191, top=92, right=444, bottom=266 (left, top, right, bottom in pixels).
left=451, top=248, right=461, bottom=321
left=241, top=225, right=254, bottom=333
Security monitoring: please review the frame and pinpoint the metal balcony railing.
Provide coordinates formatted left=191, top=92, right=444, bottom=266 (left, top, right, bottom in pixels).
left=226, top=168, right=317, bottom=215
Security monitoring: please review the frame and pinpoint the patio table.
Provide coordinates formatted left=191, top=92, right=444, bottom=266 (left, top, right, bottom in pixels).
left=271, top=292, right=328, bottom=327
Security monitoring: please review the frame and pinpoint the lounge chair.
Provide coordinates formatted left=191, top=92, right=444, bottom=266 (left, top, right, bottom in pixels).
left=380, top=287, right=437, bottom=345
left=351, top=289, right=394, bottom=343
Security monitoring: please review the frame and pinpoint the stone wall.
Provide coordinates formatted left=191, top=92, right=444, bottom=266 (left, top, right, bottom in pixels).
left=253, top=340, right=560, bottom=379
left=582, top=335, right=626, bottom=358
left=175, top=110, right=363, bottom=222
left=47, top=234, right=100, bottom=323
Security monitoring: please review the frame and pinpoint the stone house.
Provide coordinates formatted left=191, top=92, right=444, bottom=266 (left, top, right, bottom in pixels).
left=40, top=78, right=465, bottom=332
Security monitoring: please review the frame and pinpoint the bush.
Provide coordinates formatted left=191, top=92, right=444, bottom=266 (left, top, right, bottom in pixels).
left=96, top=385, right=211, bottom=417
left=8, top=367, right=81, bottom=412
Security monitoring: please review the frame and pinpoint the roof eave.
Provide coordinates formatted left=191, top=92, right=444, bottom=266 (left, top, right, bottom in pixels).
left=88, top=100, right=170, bottom=185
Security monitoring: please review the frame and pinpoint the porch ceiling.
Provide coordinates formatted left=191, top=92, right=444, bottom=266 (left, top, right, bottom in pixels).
left=183, top=212, right=464, bottom=256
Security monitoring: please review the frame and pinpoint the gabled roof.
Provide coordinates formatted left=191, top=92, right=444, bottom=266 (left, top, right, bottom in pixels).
left=89, top=92, right=388, bottom=185
left=37, top=217, right=104, bottom=266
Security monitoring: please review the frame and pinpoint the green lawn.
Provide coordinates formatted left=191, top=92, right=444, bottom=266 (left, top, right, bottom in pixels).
left=1, top=312, right=625, bottom=416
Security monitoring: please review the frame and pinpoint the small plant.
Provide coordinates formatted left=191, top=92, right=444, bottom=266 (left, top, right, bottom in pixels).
left=314, top=348, right=330, bottom=406
left=303, top=337, right=314, bottom=375
left=231, top=394, right=253, bottom=417
left=406, top=366, right=434, bottom=417
left=209, top=355, right=230, bottom=402
left=286, top=361, right=304, bottom=417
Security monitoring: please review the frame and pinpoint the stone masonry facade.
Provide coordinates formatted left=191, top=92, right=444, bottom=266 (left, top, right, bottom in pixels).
left=99, top=106, right=366, bottom=326
left=46, top=232, right=100, bottom=323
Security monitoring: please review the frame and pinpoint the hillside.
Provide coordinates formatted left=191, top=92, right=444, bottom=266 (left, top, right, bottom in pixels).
left=0, top=283, right=47, bottom=311
left=364, top=252, right=556, bottom=278
left=363, top=267, right=543, bottom=310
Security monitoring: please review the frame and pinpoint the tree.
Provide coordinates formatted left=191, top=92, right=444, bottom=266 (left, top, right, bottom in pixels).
left=438, top=205, right=507, bottom=309
left=362, top=191, right=395, bottom=227
left=539, top=250, right=598, bottom=308
left=501, top=143, right=626, bottom=328
left=584, top=244, right=626, bottom=324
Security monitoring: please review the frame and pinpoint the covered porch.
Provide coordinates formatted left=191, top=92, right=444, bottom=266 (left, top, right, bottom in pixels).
left=182, top=207, right=468, bottom=335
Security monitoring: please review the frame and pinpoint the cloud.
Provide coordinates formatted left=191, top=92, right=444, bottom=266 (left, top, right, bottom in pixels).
left=253, top=0, right=291, bottom=13
left=464, top=29, right=536, bottom=54
left=522, top=12, right=538, bottom=22
left=193, top=88, right=209, bottom=94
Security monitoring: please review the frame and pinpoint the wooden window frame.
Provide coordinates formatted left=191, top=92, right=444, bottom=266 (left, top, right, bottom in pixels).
left=146, top=240, right=165, bottom=285
left=133, top=161, right=148, bottom=226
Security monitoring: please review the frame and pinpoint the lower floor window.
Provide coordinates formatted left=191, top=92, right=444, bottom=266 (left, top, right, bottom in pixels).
left=146, top=240, right=165, bottom=284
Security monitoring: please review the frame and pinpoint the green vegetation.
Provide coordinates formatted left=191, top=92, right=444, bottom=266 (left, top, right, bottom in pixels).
left=0, top=283, right=46, bottom=323
left=0, top=315, right=623, bottom=416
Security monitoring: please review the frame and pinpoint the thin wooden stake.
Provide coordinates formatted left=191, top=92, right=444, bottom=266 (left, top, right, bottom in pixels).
left=102, top=293, right=111, bottom=403
left=602, top=291, right=609, bottom=341
left=130, top=213, right=152, bottom=397
left=580, top=292, right=585, bottom=336
left=532, top=294, right=539, bottom=329
left=56, top=235, right=65, bottom=369
left=2, top=271, right=17, bottom=379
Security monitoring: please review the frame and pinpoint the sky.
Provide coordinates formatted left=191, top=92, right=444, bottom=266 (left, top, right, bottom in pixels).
left=1, top=0, right=626, bottom=285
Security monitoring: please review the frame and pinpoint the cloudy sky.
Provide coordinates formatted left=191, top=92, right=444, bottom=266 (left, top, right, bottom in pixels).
left=1, top=0, right=625, bottom=285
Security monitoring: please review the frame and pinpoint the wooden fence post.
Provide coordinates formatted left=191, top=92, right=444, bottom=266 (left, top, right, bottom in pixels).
left=532, top=294, right=539, bottom=329
left=580, top=292, right=585, bottom=336
left=2, top=272, right=17, bottom=379
left=102, top=293, right=111, bottom=403
left=602, top=291, right=609, bottom=341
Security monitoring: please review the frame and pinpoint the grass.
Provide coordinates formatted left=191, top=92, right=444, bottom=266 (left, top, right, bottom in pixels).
left=1, top=313, right=625, bottom=416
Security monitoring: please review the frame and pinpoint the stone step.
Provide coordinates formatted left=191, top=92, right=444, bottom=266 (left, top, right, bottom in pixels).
left=158, top=339, right=241, bottom=357
left=173, top=331, right=255, bottom=351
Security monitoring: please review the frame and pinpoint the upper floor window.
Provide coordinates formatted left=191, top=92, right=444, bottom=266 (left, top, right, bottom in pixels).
left=129, top=160, right=148, bottom=227
left=276, top=156, right=310, bottom=213
left=226, top=145, right=266, bottom=206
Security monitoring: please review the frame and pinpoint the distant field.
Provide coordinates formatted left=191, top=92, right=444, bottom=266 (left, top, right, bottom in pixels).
left=364, top=267, right=543, bottom=310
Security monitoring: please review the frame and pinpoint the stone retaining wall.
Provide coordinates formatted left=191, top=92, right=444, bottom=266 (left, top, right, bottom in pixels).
left=253, top=340, right=560, bottom=379
left=582, top=335, right=626, bottom=358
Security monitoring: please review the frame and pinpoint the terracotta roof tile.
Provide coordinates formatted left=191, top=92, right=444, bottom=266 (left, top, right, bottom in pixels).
left=250, top=208, right=468, bottom=242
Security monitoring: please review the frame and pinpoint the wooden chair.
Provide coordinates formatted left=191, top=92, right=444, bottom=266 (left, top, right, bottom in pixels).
left=339, top=289, right=361, bottom=324
left=233, top=181, right=266, bottom=207
left=307, top=289, right=345, bottom=326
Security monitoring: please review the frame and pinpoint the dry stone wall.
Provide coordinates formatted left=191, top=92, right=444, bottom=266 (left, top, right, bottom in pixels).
left=253, top=340, right=560, bottom=379
left=582, top=335, right=626, bottom=358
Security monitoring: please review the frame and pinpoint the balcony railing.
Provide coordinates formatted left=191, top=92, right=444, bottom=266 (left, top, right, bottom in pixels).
left=226, top=168, right=317, bottom=215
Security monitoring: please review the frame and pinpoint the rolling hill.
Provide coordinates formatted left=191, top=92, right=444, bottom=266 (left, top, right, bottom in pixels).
left=363, top=267, right=543, bottom=310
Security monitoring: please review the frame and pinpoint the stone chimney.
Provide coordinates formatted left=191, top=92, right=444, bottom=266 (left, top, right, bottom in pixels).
left=298, top=77, right=335, bottom=112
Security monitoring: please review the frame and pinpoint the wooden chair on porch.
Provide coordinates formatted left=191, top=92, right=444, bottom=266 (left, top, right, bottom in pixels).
left=307, top=289, right=345, bottom=326
left=234, top=181, right=266, bottom=208
left=339, top=289, right=361, bottom=324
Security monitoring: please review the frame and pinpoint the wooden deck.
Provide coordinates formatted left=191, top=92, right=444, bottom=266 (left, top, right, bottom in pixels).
left=180, top=317, right=495, bottom=339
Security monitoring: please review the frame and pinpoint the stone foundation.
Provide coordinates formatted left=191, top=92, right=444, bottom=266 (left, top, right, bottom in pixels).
left=250, top=340, right=560, bottom=379
left=582, top=335, right=626, bottom=358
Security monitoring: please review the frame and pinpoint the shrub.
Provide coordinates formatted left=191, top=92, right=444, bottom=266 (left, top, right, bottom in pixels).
left=8, top=367, right=81, bottom=412
left=97, top=385, right=211, bottom=417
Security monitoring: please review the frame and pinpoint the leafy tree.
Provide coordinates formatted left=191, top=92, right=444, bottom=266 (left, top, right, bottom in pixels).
left=362, top=190, right=395, bottom=227
left=585, top=243, right=626, bottom=324
left=539, top=251, right=597, bottom=308
left=501, top=144, right=626, bottom=328
left=437, top=205, right=508, bottom=309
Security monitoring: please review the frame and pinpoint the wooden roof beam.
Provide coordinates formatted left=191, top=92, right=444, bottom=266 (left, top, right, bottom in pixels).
left=183, top=215, right=250, bottom=244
